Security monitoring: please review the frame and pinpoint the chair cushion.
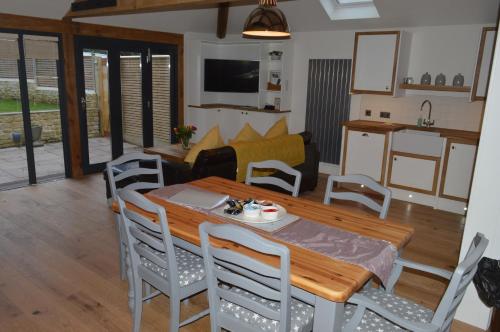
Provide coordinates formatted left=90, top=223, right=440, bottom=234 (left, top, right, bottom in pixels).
left=343, top=287, right=434, bottom=331
left=219, top=287, right=314, bottom=332
left=138, top=244, right=205, bottom=287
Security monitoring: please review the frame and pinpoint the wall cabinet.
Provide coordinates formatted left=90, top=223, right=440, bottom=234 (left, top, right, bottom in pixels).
left=471, top=27, right=497, bottom=101
left=440, top=141, right=477, bottom=201
left=351, top=31, right=400, bottom=95
left=343, top=130, right=387, bottom=182
left=388, top=152, right=440, bottom=194
left=186, top=107, right=288, bottom=142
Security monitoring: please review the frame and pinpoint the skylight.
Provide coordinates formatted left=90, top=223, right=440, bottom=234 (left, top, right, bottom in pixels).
left=319, top=0, right=380, bottom=21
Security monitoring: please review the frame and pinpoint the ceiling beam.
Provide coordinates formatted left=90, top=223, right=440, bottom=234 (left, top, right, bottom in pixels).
left=216, top=2, right=229, bottom=39
left=65, top=0, right=249, bottom=19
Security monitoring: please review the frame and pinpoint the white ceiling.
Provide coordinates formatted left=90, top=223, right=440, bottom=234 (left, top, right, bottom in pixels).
left=0, top=0, right=498, bottom=34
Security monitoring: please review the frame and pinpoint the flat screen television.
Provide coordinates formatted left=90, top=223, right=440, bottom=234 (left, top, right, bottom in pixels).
left=204, top=59, right=259, bottom=93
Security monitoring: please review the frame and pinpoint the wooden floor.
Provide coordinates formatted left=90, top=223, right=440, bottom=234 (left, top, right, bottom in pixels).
left=0, top=174, right=483, bottom=331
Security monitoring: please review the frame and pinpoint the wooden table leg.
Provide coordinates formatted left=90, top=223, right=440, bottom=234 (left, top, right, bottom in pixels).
left=313, top=296, right=344, bottom=332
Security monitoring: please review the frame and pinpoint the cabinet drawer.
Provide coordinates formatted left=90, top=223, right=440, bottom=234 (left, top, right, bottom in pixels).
left=388, top=153, right=440, bottom=194
left=344, top=130, right=386, bottom=182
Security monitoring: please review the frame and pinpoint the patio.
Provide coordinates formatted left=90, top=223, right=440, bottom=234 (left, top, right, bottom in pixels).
left=0, top=137, right=141, bottom=186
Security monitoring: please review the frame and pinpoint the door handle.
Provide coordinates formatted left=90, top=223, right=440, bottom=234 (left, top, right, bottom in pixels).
left=80, top=97, right=87, bottom=112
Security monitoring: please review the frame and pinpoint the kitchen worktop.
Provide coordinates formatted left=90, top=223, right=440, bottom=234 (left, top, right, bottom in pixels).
left=188, top=104, right=291, bottom=114
left=344, top=120, right=480, bottom=143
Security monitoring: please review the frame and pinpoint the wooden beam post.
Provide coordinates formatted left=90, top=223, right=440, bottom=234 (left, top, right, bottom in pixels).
left=217, top=3, right=229, bottom=39
left=62, top=18, right=84, bottom=178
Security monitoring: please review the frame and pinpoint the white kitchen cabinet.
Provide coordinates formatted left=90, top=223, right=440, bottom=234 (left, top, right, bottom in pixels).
left=471, top=27, right=497, bottom=101
left=440, top=142, right=477, bottom=200
left=351, top=31, right=400, bottom=95
left=343, top=130, right=387, bottom=182
left=186, top=108, right=221, bottom=142
left=186, top=107, right=289, bottom=143
left=388, top=153, right=438, bottom=194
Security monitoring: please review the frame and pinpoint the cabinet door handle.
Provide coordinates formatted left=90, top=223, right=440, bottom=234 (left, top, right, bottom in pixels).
left=394, top=157, right=397, bottom=161
left=362, top=133, right=369, bottom=137
left=451, top=145, right=455, bottom=150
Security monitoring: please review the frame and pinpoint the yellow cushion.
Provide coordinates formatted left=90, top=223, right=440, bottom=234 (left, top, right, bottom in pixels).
left=184, top=126, right=224, bottom=164
left=264, top=117, right=288, bottom=139
left=229, top=123, right=263, bottom=144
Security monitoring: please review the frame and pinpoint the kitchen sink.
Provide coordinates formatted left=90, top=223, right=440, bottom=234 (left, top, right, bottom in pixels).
left=392, top=129, right=444, bottom=157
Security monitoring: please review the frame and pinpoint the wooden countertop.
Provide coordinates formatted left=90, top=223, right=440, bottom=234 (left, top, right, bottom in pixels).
left=188, top=103, right=291, bottom=114
left=344, top=120, right=480, bottom=143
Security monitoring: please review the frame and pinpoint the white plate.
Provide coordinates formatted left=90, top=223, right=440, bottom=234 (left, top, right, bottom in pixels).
left=221, top=204, right=287, bottom=224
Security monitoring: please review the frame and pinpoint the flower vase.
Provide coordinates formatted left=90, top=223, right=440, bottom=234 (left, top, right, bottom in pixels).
left=180, top=137, right=190, bottom=150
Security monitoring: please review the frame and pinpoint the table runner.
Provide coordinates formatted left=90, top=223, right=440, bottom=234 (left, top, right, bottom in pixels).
left=148, top=184, right=397, bottom=285
left=273, top=219, right=396, bottom=285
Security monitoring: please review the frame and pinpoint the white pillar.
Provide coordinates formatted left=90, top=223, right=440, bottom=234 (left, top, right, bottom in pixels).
left=455, top=21, right=500, bottom=329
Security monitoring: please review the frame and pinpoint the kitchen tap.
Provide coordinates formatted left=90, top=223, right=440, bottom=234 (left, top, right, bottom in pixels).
left=420, top=99, right=434, bottom=128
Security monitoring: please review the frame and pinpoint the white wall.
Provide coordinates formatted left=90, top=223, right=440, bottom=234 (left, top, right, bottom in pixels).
left=454, top=19, right=500, bottom=330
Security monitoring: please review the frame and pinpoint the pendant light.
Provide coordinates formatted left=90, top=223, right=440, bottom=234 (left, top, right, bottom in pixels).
left=242, top=0, right=290, bottom=39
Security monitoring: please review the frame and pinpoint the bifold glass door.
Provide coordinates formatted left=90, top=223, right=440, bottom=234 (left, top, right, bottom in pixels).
left=0, top=31, right=69, bottom=190
left=75, top=37, right=178, bottom=174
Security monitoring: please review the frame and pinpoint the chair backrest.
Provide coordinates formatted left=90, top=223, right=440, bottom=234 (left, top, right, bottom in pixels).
left=323, top=174, right=392, bottom=219
left=117, top=190, right=179, bottom=290
left=245, top=160, right=302, bottom=197
left=199, top=222, right=292, bottom=332
left=432, top=233, right=488, bottom=331
left=107, top=152, right=164, bottom=201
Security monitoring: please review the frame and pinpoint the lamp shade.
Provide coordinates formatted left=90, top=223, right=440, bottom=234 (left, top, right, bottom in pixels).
left=242, top=0, right=290, bottom=39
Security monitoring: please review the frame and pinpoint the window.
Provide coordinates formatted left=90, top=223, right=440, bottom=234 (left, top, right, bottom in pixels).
left=320, top=0, right=379, bottom=20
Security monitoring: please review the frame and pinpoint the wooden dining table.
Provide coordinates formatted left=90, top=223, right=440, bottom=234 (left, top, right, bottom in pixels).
left=114, top=176, right=414, bottom=331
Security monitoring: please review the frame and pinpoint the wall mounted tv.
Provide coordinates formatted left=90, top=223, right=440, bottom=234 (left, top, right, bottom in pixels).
left=204, top=59, right=259, bottom=93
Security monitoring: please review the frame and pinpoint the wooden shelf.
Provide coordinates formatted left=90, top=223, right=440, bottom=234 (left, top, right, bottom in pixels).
left=399, top=83, right=471, bottom=93
left=188, top=104, right=290, bottom=114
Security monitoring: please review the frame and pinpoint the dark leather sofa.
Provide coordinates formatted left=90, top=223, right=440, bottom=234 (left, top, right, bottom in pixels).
left=104, top=132, right=320, bottom=199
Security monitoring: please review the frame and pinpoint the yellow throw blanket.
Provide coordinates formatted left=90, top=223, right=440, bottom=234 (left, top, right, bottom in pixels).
left=230, top=134, right=305, bottom=183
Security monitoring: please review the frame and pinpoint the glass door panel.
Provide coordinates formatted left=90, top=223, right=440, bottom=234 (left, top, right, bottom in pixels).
left=23, top=34, right=66, bottom=182
left=0, top=32, right=30, bottom=188
left=82, top=49, right=111, bottom=167
left=120, top=52, right=143, bottom=153
left=152, top=54, right=172, bottom=146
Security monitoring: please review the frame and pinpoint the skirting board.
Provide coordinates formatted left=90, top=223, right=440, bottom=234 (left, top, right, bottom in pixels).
left=390, top=187, right=467, bottom=215
left=319, top=162, right=340, bottom=175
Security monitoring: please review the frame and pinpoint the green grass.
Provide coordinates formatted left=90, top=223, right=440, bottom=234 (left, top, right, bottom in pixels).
left=0, top=99, right=58, bottom=113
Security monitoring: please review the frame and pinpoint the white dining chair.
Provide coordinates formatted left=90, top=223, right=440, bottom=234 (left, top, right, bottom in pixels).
left=343, top=233, right=488, bottom=332
left=117, top=190, right=208, bottom=332
left=199, top=222, right=314, bottom=332
left=245, top=160, right=302, bottom=197
left=323, top=174, right=392, bottom=219
left=106, top=152, right=164, bottom=280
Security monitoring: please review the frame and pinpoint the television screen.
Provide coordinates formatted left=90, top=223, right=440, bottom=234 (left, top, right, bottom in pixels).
left=204, top=59, right=259, bottom=93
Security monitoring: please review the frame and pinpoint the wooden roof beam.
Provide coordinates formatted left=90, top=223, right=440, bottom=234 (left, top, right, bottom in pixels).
left=65, top=0, right=246, bottom=18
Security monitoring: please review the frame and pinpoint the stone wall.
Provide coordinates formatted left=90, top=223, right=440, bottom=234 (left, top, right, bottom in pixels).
left=0, top=93, right=100, bottom=148
left=0, top=80, right=60, bottom=104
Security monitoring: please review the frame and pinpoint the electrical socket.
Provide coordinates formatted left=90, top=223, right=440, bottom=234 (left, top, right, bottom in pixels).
left=380, top=111, right=391, bottom=119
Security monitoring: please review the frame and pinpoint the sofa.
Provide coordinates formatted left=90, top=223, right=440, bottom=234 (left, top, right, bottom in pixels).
left=104, top=132, right=320, bottom=199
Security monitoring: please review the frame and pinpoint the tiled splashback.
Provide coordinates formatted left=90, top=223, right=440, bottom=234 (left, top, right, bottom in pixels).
left=357, top=95, right=484, bottom=132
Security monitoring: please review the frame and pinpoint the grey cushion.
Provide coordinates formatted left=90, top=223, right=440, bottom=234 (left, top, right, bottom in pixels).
left=138, top=244, right=205, bottom=287
left=343, top=287, right=434, bottom=331
left=219, top=287, right=314, bottom=332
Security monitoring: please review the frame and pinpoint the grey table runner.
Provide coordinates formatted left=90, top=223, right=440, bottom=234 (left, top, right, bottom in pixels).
left=149, top=184, right=397, bottom=285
